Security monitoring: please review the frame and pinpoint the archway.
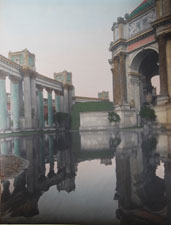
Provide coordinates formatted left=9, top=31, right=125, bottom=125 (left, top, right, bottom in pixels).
left=131, top=49, right=159, bottom=107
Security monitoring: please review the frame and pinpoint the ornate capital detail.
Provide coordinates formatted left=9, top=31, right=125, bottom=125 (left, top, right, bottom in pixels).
left=20, top=67, right=37, bottom=78
left=55, top=90, right=61, bottom=95
left=0, top=70, right=8, bottom=79
left=119, top=51, right=127, bottom=60
left=46, top=88, right=53, bottom=94
left=9, top=75, right=21, bottom=84
left=37, top=85, right=44, bottom=91
left=63, top=84, right=73, bottom=90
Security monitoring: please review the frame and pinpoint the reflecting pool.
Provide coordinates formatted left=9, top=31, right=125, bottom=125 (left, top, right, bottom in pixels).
left=0, top=130, right=171, bottom=224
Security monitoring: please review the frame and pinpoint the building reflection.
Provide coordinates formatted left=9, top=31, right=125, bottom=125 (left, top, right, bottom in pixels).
left=1, top=130, right=171, bottom=224
left=115, top=131, right=171, bottom=225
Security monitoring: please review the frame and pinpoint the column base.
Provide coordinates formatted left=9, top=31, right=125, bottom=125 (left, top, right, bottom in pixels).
left=157, top=95, right=169, bottom=105
left=114, top=105, right=138, bottom=128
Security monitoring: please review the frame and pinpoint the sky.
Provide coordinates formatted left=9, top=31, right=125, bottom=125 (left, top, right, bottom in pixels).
left=0, top=0, right=141, bottom=100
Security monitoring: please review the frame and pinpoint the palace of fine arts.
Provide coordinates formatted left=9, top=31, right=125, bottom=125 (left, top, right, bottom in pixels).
left=0, top=0, right=171, bottom=224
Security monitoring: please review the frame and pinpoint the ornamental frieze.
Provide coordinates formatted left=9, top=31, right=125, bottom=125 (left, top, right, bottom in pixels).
left=128, top=9, right=156, bottom=38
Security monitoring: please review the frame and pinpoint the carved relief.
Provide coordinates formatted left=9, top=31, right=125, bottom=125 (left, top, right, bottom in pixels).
left=128, top=9, right=156, bottom=37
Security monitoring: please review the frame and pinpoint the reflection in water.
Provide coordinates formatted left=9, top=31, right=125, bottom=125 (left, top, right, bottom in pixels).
left=0, top=130, right=171, bottom=224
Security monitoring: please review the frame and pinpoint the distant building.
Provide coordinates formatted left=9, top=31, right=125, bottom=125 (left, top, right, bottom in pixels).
left=98, top=91, right=109, bottom=100
left=54, top=70, right=73, bottom=86
left=8, top=48, right=36, bottom=71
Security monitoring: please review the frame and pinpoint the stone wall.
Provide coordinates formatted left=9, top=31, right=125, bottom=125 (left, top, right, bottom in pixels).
left=80, top=112, right=110, bottom=131
left=79, top=110, right=138, bottom=131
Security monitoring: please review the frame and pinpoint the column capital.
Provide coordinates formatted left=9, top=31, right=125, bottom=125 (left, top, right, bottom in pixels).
left=9, top=75, right=21, bottom=84
left=0, top=70, right=8, bottom=79
left=20, top=67, right=37, bottom=78
left=113, top=55, right=119, bottom=63
left=46, top=87, right=53, bottom=94
left=54, top=90, right=61, bottom=95
left=119, top=51, right=127, bottom=60
left=37, top=85, right=44, bottom=91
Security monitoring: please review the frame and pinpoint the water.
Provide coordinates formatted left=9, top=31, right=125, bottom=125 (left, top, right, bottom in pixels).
left=0, top=130, right=171, bottom=224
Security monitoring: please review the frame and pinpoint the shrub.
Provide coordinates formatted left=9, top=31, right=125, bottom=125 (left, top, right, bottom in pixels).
left=54, top=112, right=70, bottom=129
left=108, top=111, right=120, bottom=123
left=139, top=104, right=156, bottom=122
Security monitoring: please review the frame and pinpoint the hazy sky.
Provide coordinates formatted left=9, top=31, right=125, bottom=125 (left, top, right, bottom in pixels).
left=0, top=0, right=141, bottom=100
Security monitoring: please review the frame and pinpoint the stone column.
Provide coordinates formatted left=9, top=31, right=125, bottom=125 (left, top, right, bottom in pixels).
left=48, top=135, right=54, bottom=176
left=46, top=88, right=53, bottom=127
left=13, top=138, right=20, bottom=156
left=119, top=52, right=127, bottom=104
left=113, top=56, right=120, bottom=106
left=111, top=68, right=115, bottom=105
left=64, top=85, right=69, bottom=113
left=0, top=70, right=8, bottom=131
left=0, top=141, right=8, bottom=155
left=10, top=76, right=20, bottom=130
left=158, top=35, right=169, bottom=99
left=68, top=86, right=73, bottom=112
left=30, top=73, right=38, bottom=128
left=55, top=90, right=61, bottom=112
left=60, top=92, right=64, bottom=112
left=18, top=79, right=24, bottom=117
left=22, top=69, right=32, bottom=129
left=37, top=85, right=44, bottom=128
left=166, top=36, right=171, bottom=98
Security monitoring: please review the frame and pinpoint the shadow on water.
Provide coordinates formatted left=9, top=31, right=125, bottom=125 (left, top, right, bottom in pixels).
left=0, top=130, right=171, bottom=224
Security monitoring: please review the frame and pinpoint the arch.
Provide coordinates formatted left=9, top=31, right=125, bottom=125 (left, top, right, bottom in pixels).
left=130, top=48, right=159, bottom=73
left=128, top=48, right=160, bottom=108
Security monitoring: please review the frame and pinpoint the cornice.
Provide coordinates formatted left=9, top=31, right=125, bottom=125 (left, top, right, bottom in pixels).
left=151, top=14, right=171, bottom=29
left=110, top=29, right=156, bottom=52
left=0, top=55, right=22, bottom=70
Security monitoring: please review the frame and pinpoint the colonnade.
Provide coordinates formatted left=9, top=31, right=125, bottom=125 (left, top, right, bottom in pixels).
left=0, top=68, right=73, bottom=132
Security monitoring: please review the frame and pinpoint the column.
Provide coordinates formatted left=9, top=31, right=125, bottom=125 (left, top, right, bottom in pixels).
left=68, top=86, right=73, bottom=112
left=63, top=85, right=69, bottom=113
left=48, top=135, right=54, bottom=177
left=55, top=90, right=61, bottom=112
left=37, top=85, right=44, bottom=128
left=13, top=138, right=20, bottom=156
left=158, top=35, right=169, bottom=97
left=111, top=68, right=115, bottom=105
left=46, top=88, right=53, bottom=127
left=119, top=52, right=127, bottom=104
left=0, top=70, right=8, bottom=131
left=22, top=69, right=32, bottom=129
left=30, top=73, right=38, bottom=128
left=166, top=36, right=171, bottom=98
left=60, top=92, right=64, bottom=112
left=0, top=141, right=8, bottom=155
left=113, top=56, right=120, bottom=106
left=10, top=76, right=20, bottom=130
left=18, top=79, right=24, bottom=117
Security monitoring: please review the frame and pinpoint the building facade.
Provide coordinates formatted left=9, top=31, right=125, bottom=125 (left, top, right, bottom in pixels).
left=109, top=0, right=171, bottom=128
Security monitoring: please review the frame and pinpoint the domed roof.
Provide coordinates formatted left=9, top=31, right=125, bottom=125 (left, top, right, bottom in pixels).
left=129, top=0, right=155, bottom=18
